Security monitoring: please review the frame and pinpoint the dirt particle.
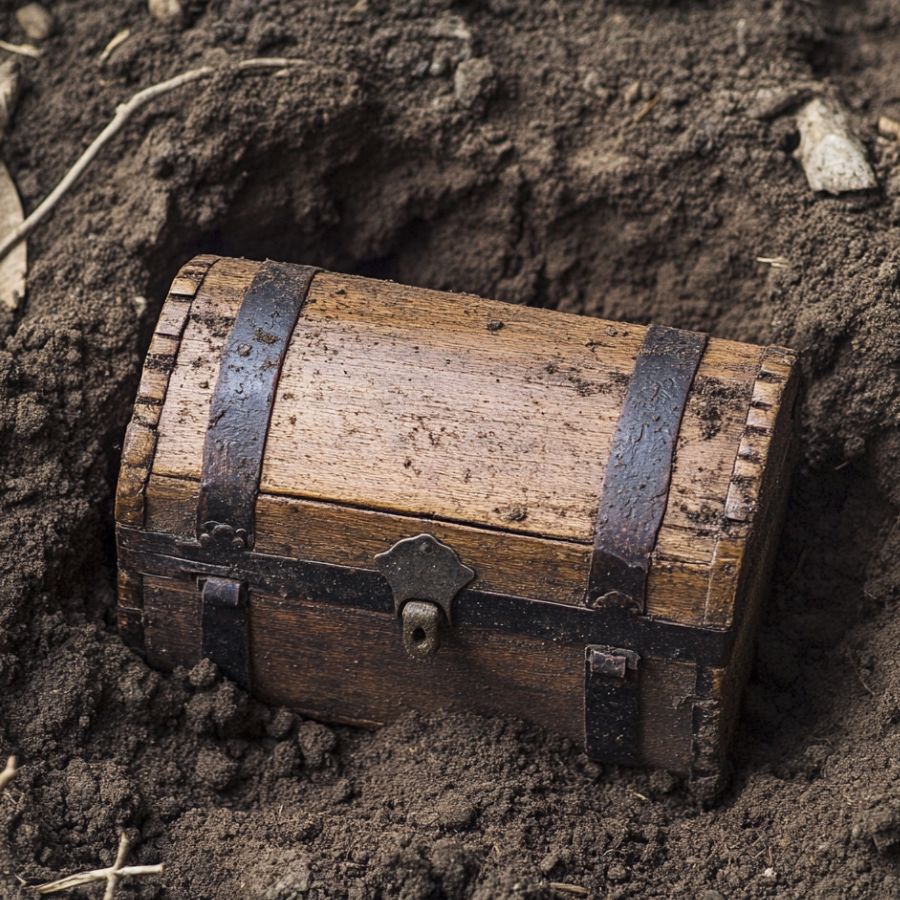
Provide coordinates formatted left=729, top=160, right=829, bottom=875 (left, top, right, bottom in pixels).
left=254, top=327, right=279, bottom=345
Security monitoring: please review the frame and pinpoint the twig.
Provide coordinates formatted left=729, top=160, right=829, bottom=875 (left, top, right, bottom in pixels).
left=0, top=57, right=307, bottom=265
left=98, top=29, right=131, bottom=63
left=633, top=95, right=659, bottom=123
left=0, top=755, right=16, bottom=790
left=0, top=39, right=41, bottom=60
left=549, top=884, right=589, bottom=897
left=35, top=833, right=163, bottom=898
left=756, top=256, right=790, bottom=270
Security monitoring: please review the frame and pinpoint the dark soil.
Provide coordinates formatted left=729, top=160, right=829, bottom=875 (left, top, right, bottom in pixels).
left=0, top=0, right=898, bottom=897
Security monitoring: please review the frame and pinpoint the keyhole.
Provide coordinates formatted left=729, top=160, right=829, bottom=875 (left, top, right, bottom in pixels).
left=401, top=600, right=441, bottom=659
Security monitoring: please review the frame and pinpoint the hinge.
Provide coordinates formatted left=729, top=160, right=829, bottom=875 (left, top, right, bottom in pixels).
left=201, top=577, right=251, bottom=689
left=584, top=644, right=641, bottom=766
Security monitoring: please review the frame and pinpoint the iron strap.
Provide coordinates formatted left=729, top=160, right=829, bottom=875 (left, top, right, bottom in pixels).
left=196, top=261, right=318, bottom=549
left=587, top=324, right=708, bottom=612
left=117, top=525, right=735, bottom=669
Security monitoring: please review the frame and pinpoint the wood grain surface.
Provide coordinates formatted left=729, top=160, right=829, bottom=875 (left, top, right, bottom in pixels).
left=151, top=264, right=762, bottom=559
left=141, top=574, right=696, bottom=771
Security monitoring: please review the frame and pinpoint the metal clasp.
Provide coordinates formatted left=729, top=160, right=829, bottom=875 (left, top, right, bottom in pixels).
left=375, top=535, right=475, bottom=660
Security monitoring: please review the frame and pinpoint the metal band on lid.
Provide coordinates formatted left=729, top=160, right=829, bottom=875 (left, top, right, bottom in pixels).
left=196, top=261, right=318, bottom=550
left=586, top=324, right=707, bottom=613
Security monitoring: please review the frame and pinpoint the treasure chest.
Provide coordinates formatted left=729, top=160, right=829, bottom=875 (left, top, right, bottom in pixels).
left=115, top=255, right=798, bottom=794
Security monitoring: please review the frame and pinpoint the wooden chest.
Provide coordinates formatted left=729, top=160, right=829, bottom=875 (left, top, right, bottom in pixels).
left=115, top=255, right=798, bottom=795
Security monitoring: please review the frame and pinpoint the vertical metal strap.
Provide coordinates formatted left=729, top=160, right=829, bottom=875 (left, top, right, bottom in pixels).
left=201, top=578, right=250, bottom=688
left=197, top=261, right=318, bottom=550
left=586, top=325, right=707, bottom=612
left=196, top=261, right=317, bottom=688
left=584, top=645, right=641, bottom=765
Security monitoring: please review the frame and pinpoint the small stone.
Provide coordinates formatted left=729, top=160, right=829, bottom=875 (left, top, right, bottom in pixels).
left=795, top=97, right=877, bottom=195
left=15, top=3, right=54, bottom=41
left=454, top=57, right=497, bottom=109
left=429, top=53, right=450, bottom=77
left=623, top=81, right=642, bottom=105
left=539, top=852, right=561, bottom=874
left=607, top=863, right=627, bottom=882
left=0, top=60, right=21, bottom=137
left=148, top=0, right=183, bottom=25
left=878, top=115, right=900, bottom=141
left=582, top=71, right=610, bottom=103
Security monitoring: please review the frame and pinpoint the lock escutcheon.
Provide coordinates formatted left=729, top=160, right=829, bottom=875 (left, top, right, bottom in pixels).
left=375, top=534, right=475, bottom=661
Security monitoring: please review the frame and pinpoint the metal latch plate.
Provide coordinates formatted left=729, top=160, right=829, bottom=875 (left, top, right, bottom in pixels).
left=584, top=644, right=641, bottom=766
left=201, top=577, right=251, bottom=689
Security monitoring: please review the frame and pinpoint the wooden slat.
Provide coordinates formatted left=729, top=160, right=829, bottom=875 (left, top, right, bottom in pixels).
left=145, top=473, right=592, bottom=606
left=140, top=574, right=696, bottom=771
left=146, top=473, right=735, bottom=621
left=143, top=575, right=200, bottom=669
left=705, top=346, right=798, bottom=628
left=115, top=255, right=217, bottom=528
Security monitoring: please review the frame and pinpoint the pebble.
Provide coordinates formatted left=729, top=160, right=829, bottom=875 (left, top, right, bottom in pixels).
left=454, top=57, right=497, bottom=109
left=296, top=720, right=337, bottom=769
left=148, top=0, right=183, bottom=25
left=15, top=3, right=54, bottom=41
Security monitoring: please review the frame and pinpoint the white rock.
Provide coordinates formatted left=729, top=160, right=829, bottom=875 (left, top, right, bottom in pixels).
left=148, top=0, right=183, bottom=25
left=454, top=57, right=496, bottom=109
left=795, top=97, right=877, bottom=195
left=15, top=3, right=54, bottom=41
left=0, top=161, right=26, bottom=312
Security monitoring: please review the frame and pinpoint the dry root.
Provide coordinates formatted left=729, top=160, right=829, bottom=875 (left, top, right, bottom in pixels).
left=0, top=755, right=16, bottom=791
left=36, top=833, right=163, bottom=899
